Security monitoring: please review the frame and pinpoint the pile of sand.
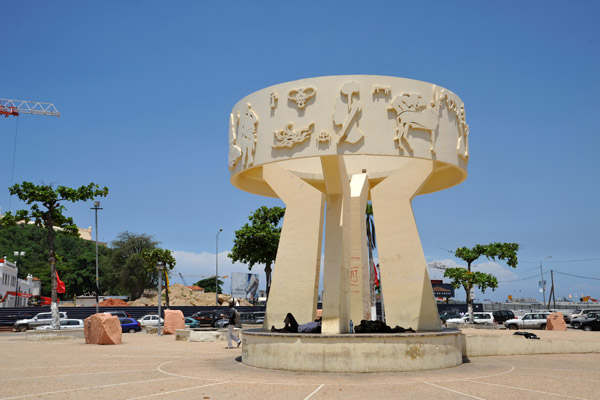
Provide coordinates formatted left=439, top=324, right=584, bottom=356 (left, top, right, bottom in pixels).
left=99, top=298, right=129, bottom=307
left=128, top=284, right=252, bottom=307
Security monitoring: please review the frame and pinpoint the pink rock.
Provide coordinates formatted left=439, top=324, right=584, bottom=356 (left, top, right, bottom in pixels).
left=546, top=312, right=567, bottom=331
left=163, top=309, right=185, bottom=335
left=84, top=313, right=122, bottom=345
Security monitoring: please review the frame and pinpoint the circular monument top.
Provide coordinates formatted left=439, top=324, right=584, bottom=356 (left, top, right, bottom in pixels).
left=229, top=75, right=469, bottom=197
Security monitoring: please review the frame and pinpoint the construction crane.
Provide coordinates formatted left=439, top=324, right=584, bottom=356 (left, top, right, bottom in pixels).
left=0, top=99, right=60, bottom=117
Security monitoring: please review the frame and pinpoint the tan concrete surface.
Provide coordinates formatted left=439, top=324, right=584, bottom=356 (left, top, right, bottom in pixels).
left=1, top=328, right=600, bottom=399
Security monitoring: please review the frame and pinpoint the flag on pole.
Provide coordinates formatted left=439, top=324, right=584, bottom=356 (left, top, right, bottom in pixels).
left=56, top=270, right=66, bottom=294
left=373, top=262, right=379, bottom=287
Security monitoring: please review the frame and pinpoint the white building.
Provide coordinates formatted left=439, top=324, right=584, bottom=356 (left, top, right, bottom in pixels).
left=0, top=258, right=41, bottom=308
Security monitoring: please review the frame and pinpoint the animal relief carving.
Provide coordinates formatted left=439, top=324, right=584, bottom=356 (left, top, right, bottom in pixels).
left=273, top=122, right=315, bottom=148
left=388, top=93, right=440, bottom=153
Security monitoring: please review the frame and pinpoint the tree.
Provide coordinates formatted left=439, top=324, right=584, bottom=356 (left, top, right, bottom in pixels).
left=141, top=248, right=175, bottom=307
left=1, top=182, right=108, bottom=328
left=194, top=277, right=224, bottom=294
left=444, top=243, right=519, bottom=319
left=228, top=206, right=285, bottom=298
left=103, top=232, right=160, bottom=300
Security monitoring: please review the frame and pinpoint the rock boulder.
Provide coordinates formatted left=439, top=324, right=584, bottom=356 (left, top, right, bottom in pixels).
left=163, top=309, right=185, bottom=335
left=84, top=313, right=122, bottom=345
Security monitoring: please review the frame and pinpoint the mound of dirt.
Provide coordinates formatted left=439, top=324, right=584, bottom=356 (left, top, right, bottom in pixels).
left=99, top=298, right=129, bottom=307
left=128, top=283, right=252, bottom=307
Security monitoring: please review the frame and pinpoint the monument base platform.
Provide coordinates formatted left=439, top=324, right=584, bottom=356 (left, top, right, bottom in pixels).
left=242, top=328, right=462, bottom=372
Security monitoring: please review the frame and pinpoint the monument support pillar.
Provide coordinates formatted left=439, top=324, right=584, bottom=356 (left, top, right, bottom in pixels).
left=321, top=155, right=351, bottom=334
left=262, top=164, right=325, bottom=329
left=370, top=160, right=441, bottom=331
left=349, top=173, right=371, bottom=323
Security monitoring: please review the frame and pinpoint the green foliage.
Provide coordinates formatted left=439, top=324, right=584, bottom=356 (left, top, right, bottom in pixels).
left=1, top=182, right=108, bottom=307
left=444, top=242, right=519, bottom=312
left=103, top=232, right=160, bottom=300
left=443, top=268, right=499, bottom=293
left=228, top=206, right=285, bottom=296
left=193, top=277, right=224, bottom=294
left=141, top=248, right=175, bottom=307
left=454, top=243, right=519, bottom=268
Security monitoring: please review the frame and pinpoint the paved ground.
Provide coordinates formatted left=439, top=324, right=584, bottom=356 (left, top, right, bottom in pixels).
left=1, top=329, right=599, bottom=400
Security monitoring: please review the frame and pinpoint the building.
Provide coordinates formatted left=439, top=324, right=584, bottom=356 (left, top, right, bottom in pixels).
left=0, top=258, right=41, bottom=307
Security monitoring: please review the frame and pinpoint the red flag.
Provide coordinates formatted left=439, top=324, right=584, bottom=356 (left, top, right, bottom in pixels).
left=56, top=270, right=66, bottom=293
left=373, top=262, right=379, bottom=287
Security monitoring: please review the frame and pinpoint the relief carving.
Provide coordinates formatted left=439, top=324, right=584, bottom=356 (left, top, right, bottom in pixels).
left=457, top=105, right=469, bottom=160
left=273, top=122, right=315, bottom=148
left=229, top=103, right=258, bottom=170
left=317, top=130, right=331, bottom=143
left=372, top=85, right=391, bottom=96
left=333, top=82, right=365, bottom=144
left=388, top=93, right=440, bottom=153
left=228, top=113, right=242, bottom=170
left=288, top=87, right=316, bottom=109
left=270, top=91, right=279, bottom=109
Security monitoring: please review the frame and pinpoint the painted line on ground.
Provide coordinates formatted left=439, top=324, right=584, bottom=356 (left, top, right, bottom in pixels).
left=125, top=381, right=230, bottom=400
left=303, top=384, right=324, bottom=400
left=425, top=382, right=485, bottom=400
left=465, top=379, right=589, bottom=399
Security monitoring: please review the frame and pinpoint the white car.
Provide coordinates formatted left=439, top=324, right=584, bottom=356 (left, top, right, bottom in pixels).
left=504, top=313, right=550, bottom=330
left=138, top=315, right=164, bottom=327
left=446, top=312, right=495, bottom=324
left=35, top=319, right=84, bottom=330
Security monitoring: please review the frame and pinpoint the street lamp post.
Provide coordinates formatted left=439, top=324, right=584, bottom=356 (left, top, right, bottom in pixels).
left=90, top=201, right=103, bottom=314
left=216, top=228, right=223, bottom=306
left=540, top=256, right=552, bottom=308
left=156, top=261, right=164, bottom=336
left=13, top=251, right=25, bottom=307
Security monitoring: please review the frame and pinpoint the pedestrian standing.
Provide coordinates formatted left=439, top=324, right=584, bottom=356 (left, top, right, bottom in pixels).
left=226, top=300, right=241, bottom=349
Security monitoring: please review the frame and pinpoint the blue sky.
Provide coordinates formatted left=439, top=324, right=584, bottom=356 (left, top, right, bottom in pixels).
left=2, top=1, right=599, bottom=303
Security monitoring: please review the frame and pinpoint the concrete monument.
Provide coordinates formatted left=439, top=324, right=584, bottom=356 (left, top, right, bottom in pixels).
left=229, top=75, right=469, bottom=371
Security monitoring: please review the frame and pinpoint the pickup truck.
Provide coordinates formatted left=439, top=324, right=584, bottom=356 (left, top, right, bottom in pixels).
left=13, top=311, right=68, bottom=332
left=504, top=312, right=550, bottom=330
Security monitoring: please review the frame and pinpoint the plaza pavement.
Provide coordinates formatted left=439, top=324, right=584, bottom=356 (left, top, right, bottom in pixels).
left=0, top=328, right=599, bottom=400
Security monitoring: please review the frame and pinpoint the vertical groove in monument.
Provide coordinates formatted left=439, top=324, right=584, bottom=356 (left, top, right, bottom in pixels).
left=261, top=164, right=325, bottom=330
left=349, top=173, right=371, bottom=324
left=370, top=160, right=442, bottom=332
left=320, top=155, right=352, bottom=334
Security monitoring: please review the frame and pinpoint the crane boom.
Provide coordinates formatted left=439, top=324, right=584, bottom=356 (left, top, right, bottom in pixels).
left=0, top=99, right=60, bottom=117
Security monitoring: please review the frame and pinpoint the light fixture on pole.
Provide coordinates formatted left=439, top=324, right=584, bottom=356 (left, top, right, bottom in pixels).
left=216, top=228, right=223, bottom=307
left=13, top=251, right=25, bottom=307
left=539, top=256, right=552, bottom=307
left=90, top=201, right=103, bottom=314
left=156, top=261, right=164, bottom=336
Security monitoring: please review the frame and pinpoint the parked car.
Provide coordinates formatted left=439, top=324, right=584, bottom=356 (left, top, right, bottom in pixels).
left=568, top=309, right=600, bottom=324
left=492, top=310, right=515, bottom=324
left=439, top=310, right=462, bottom=321
left=191, top=310, right=227, bottom=327
left=579, top=317, right=600, bottom=332
left=215, top=319, right=229, bottom=328
left=504, top=313, right=550, bottom=330
left=35, top=319, right=84, bottom=330
left=185, top=317, right=201, bottom=328
left=104, top=310, right=132, bottom=318
left=445, top=312, right=495, bottom=324
left=13, top=311, right=68, bottom=332
left=138, top=314, right=164, bottom=327
left=571, top=311, right=600, bottom=329
left=120, top=318, right=142, bottom=333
